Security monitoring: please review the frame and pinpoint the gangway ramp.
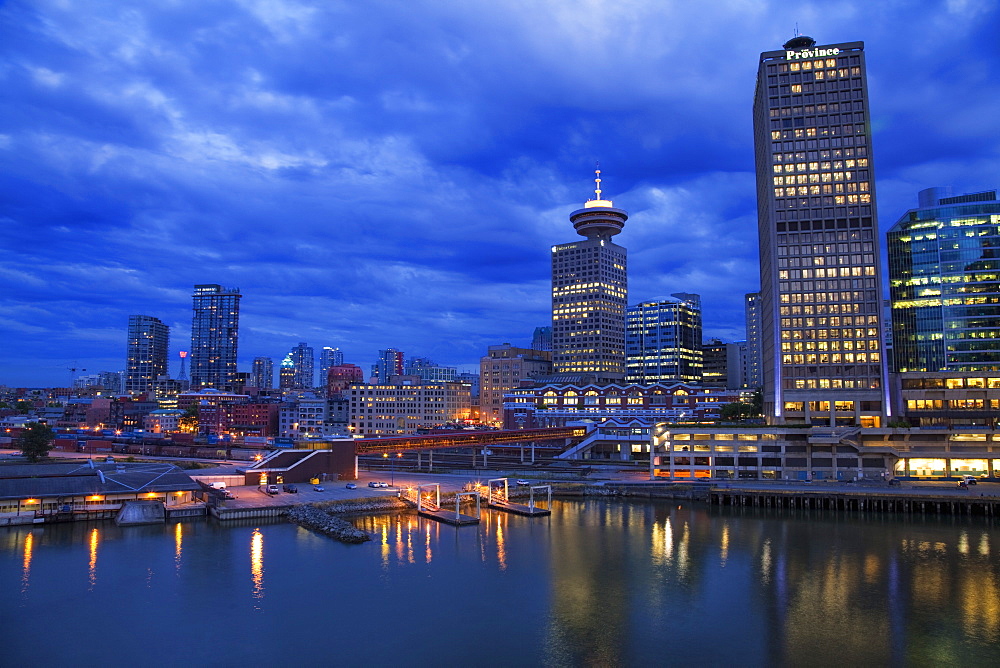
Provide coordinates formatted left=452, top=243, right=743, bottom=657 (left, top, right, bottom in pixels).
left=486, top=478, right=552, bottom=517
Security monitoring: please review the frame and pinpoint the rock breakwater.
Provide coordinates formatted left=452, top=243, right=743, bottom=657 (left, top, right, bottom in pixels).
left=287, top=504, right=372, bottom=544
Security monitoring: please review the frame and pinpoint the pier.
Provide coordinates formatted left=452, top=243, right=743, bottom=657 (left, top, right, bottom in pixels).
left=710, top=486, right=1000, bottom=516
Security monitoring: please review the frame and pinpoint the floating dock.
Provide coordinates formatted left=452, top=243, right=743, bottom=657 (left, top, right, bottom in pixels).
left=418, top=508, right=480, bottom=525
left=487, top=500, right=550, bottom=517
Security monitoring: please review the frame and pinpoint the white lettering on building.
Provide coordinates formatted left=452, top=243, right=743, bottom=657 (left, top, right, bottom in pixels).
left=785, top=47, right=842, bottom=60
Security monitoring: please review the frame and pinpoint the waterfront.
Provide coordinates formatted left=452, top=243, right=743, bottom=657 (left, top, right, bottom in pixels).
left=2, top=499, right=997, bottom=667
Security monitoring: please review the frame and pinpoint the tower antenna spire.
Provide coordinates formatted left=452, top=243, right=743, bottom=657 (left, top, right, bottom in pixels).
left=594, top=162, right=603, bottom=201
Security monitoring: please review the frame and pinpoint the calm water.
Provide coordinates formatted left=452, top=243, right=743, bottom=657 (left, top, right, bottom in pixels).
left=2, top=500, right=997, bottom=667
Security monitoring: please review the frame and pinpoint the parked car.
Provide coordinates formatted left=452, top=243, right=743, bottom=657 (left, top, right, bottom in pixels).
left=888, top=479, right=901, bottom=487
left=961, top=476, right=978, bottom=486
left=957, top=480, right=969, bottom=489
left=266, top=484, right=280, bottom=495
left=221, top=489, right=236, bottom=499
left=314, top=486, right=325, bottom=492
left=516, top=480, right=531, bottom=486
left=368, top=481, right=380, bottom=488
left=378, top=481, right=389, bottom=488
left=283, top=484, right=298, bottom=493
left=346, top=483, right=357, bottom=490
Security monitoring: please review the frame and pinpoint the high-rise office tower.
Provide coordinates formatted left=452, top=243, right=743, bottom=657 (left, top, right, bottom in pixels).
left=319, top=347, right=344, bottom=385
left=285, top=342, right=315, bottom=389
left=190, top=284, right=242, bottom=391
left=888, top=188, right=1000, bottom=372
left=532, top=326, right=553, bottom=352
left=625, top=294, right=702, bottom=384
left=250, top=356, right=274, bottom=389
left=754, top=36, right=887, bottom=426
left=552, top=171, right=628, bottom=379
left=745, top=292, right=763, bottom=388
left=125, top=315, right=169, bottom=394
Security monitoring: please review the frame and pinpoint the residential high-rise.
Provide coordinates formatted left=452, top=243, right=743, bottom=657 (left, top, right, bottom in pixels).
left=125, top=315, right=169, bottom=395
left=480, top=343, right=552, bottom=426
left=374, top=348, right=404, bottom=383
left=744, top=292, right=763, bottom=388
left=625, top=294, right=702, bottom=384
left=552, top=171, right=628, bottom=379
left=319, top=347, right=344, bottom=384
left=888, top=188, right=1000, bottom=372
left=286, top=342, right=315, bottom=389
left=754, top=36, right=887, bottom=426
left=250, top=356, right=274, bottom=389
left=190, top=284, right=241, bottom=391
left=279, top=355, right=296, bottom=390
left=532, top=326, right=553, bottom=352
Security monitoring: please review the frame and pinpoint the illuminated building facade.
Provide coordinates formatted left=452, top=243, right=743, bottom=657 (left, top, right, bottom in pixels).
left=480, top=343, right=552, bottom=426
left=745, top=291, right=763, bottom=388
left=319, top=347, right=344, bottom=384
left=373, top=348, right=404, bottom=383
left=552, top=171, right=628, bottom=379
left=888, top=188, right=1000, bottom=372
left=754, top=36, right=887, bottom=426
left=190, top=284, right=241, bottom=391
left=250, top=356, right=273, bottom=390
left=125, top=315, right=169, bottom=395
left=347, top=380, right=471, bottom=435
left=286, top=342, right=315, bottom=389
left=625, top=294, right=702, bottom=384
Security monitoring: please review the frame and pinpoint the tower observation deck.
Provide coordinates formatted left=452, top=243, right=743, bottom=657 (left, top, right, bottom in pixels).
left=568, top=170, right=628, bottom=239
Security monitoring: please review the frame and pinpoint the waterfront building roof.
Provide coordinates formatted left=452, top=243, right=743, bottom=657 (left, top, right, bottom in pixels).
left=0, top=461, right=201, bottom=500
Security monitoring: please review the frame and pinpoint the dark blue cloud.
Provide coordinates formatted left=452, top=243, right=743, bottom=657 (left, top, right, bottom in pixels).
left=2, top=0, right=999, bottom=386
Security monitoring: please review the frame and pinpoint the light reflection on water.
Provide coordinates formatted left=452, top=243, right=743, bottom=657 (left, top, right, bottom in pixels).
left=21, top=531, right=33, bottom=595
left=250, top=528, right=264, bottom=607
left=87, top=527, right=98, bottom=590
left=0, top=500, right=997, bottom=666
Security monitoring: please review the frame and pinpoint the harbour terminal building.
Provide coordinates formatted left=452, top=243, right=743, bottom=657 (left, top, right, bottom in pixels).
left=649, top=370, right=1000, bottom=480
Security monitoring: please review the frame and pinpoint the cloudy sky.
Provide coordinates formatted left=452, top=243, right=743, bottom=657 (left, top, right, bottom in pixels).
left=2, top=0, right=999, bottom=387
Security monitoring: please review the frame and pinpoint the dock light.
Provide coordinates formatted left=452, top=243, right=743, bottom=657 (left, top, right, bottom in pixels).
left=87, top=495, right=103, bottom=501
left=146, top=492, right=157, bottom=498
left=24, top=498, right=38, bottom=504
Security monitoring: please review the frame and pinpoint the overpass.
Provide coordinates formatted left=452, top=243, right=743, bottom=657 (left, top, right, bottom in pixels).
left=354, top=427, right=587, bottom=455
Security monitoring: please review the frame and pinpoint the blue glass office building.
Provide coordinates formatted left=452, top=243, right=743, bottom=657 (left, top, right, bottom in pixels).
left=887, top=188, right=1000, bottom=371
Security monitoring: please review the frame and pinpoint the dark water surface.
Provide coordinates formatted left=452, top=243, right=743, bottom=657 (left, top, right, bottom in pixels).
left=2, top=500, right=997, bottom=667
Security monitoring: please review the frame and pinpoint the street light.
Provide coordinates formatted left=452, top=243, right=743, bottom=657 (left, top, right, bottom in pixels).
left=382, top=452, right=402, bottom=486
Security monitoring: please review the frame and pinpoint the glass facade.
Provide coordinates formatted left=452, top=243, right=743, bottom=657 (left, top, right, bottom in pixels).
left=190, top=284, right=241, bottom=391
left=753, top=37, right=887, bottom=425
left=125, top=315, right=169, bottom=394
left=625, top=294, right=702, bottom=383
left=887, top=190, right=1000, bottom=371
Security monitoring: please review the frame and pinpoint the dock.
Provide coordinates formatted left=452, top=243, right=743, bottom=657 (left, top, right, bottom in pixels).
left=417, top=507, right=480, bottom=525
left=487, top=500, right=550, bottom=517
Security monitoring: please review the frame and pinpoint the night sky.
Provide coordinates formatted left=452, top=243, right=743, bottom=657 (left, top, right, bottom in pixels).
left=2, top=1, right=999, bottom=387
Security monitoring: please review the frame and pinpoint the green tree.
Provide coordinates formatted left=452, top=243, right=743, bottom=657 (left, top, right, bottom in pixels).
left=178, top=406, right=199, bottom=433
left=719, top=390, right=764, bottom=423
left=15, top=401, right=32, bottom=414
left=17, top=422, right=55, bottom=462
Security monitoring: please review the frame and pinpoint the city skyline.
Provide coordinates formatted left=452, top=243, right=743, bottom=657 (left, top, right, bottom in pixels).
left=3, top=1, right=999, bottom=387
